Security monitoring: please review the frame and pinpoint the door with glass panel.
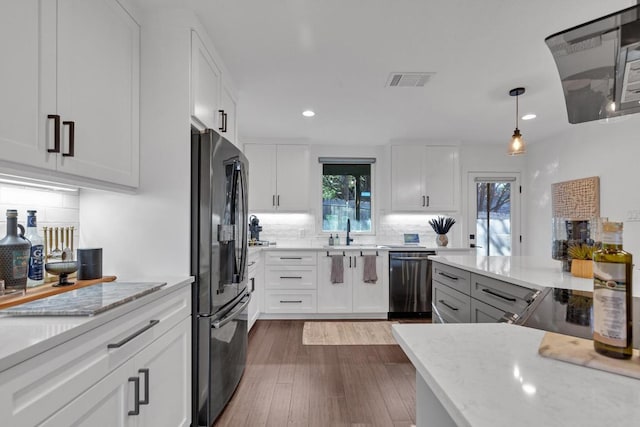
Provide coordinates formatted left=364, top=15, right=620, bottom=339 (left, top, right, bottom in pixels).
left=468, top=173, right=520, bottom=256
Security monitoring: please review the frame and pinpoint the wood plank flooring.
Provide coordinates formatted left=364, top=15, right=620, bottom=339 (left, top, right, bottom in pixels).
left=214, top=320, right=417, bottom=427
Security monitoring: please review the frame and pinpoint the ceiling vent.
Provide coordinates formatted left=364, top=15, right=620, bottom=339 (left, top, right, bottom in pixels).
left=386, top=72, right=435, bottom=87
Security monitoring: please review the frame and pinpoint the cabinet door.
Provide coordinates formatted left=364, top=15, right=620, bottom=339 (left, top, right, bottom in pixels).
left=471, top=298, right=507, bottom=323
left=317, top=253, right=353, bottom=313
left=352, top=253, right=388, bottom=313
left=136, top=317, right=191, bottom=427
left=55, top=0, right=139, bottom=187
left=220, top=80, right=238, bottom=146
left=275, top=145, right=309, bottom=211
left=244, top=144, right=277, bottom=211
left=0, top=1, right=55, bottom=170
left=191, top=30, right=222, bottom=131
left=423, top=146, right=459, bottom=211
left=39, top=361, right=133, bottom=427
left=391, top=146, right=425, bottom=211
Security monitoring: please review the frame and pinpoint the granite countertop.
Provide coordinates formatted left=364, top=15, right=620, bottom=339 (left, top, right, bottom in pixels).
left=0, top=277, right=193, bottom=373
left=392, top=323, right=640, bottom=427
left=430, top=255, right=598, bottom=293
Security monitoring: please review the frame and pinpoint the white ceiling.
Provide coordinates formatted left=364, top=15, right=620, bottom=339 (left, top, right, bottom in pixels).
left=138, top=0, right=636, bottom=146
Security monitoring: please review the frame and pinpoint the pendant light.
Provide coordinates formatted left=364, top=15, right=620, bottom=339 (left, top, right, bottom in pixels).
left=507, top=87, right=526, bottom=155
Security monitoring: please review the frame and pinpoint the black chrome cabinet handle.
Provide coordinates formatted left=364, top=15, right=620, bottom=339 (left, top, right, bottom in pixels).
left=138, top=369, right=150, bottom=405
left=128, top=377, right=140, bottom=416
left=107, top=320, right=160, bottom=348
left=280, top=257, right=302, bottom=260
left=62, top=121, right=75, bottom=157
left=272, top=195, right=276, bottom=206
left=438, top=272, right=458, bottom=281
left=280, top=300, right=302, bottom=303
left=250, top=277, right=255, bottom=292
left=482, top=288, right=517, bottom=302
left=354, top=256, right=356, bottom=268
left=223, top=112, right=228, bottom=132
left=218, top=109, right=225, bottom=132
left=349, top=256, right=352, bottom=268
left=277, top=195, right=280, bottom=206
left=426, top=196, right=430, bottom=207
left=280, top=276, right=302, bottom=279
left=439, top=300, right=459, bottom=311
left=422, top=195, right=426, bottom=207
left=47, top=114, right=61, bottom=153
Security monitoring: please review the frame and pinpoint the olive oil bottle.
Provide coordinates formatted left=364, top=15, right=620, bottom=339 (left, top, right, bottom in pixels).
left=592, top=221, right=633, bottom=359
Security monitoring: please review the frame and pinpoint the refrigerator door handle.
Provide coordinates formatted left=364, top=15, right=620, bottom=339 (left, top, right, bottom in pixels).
left=212, top=294, right=251, bottom=329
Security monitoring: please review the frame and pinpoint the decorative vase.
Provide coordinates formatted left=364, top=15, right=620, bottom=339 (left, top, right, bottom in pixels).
left=570, top=259, right=593, bottom=278
left=436, top=234, right=448, bottom=247
left=0, top=210, right=30, bottom=291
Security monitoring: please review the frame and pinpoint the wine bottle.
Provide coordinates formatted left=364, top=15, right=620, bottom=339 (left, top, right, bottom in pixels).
left=592, top=221, right=633, bottom=359
left=25, top=210, right=45, bottom=287
left=0, top=210, right=31, bottom=291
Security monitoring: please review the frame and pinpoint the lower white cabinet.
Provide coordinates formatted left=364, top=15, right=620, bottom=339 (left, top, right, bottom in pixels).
left=247, top=250, right=263, bottom=330
left=0, top=286, right=191, bottom=426
left=263, top=251, right=318, bottom=314
left=317, top=250, right=387, bottom=314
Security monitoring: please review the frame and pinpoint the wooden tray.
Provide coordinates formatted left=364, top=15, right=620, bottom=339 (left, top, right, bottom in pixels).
left=539, top=331, right=640, bottom=380
left=0, top=276, right=117, bottom=310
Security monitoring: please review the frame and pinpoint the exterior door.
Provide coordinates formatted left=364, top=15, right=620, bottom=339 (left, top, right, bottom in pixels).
left=468, top=173, right=520, bottom=256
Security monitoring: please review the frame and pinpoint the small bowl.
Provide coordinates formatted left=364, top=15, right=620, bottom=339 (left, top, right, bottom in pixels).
left=45, top=261, right=78, bottom=287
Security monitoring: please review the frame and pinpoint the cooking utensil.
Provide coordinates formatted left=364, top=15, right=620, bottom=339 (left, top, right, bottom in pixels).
left=45, top=261, right=78, bottom=287
left=62, top=227, right=73, bottom=261
left=51, top=227, right=62, bottom=259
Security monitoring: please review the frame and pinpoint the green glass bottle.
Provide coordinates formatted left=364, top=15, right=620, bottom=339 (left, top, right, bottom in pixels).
left=592, top=221, right=633, bottom=359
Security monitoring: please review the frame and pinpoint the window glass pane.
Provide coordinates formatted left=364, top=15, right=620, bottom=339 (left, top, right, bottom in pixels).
left=476, top=182, right=512, bottom=256
left=322, top=164, right=371, bottom=232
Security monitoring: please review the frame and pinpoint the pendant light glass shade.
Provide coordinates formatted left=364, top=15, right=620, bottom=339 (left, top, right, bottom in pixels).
left=507, top=88, right=526, bottom=155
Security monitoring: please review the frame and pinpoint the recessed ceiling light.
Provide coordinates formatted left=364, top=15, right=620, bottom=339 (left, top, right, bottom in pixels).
left=302, top=110, right=315, bottom=117
left=522, top=113, right=537, bottom=120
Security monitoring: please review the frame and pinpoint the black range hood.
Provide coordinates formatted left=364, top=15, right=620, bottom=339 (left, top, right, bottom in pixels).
left=546, top=5, right=640, bottom=124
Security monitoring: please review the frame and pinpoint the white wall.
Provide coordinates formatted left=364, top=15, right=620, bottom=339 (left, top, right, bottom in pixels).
left=79, top=10, right=195, bottom=280
left=524, top=114, right=640, bottom=259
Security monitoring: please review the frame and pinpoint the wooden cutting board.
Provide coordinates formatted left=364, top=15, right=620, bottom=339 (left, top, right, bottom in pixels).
left=539, top=331, right=640, bottom=380
left=0, top=276, right=117, bottom=310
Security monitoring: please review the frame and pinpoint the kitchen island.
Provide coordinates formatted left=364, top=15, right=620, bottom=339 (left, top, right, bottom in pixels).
left=392, top=322, right=640, bottom=427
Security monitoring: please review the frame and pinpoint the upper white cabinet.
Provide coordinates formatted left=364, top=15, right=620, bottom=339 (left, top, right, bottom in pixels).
left=244, top=144, right=310, bottom=212
left=0, top=0, right=140, bottom=189
left=191, top=30, right=239, bottom=146
left=190, top=30, right=222, bottom=132
left=391, top=145, right=460, bottom=212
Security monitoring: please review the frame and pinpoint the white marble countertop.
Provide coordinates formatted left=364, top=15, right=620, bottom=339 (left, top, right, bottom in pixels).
left=249, top=243, right=472, bottom=252
left=392, top=323, right=640, bottom=427
left=430, top=255, right=597, bottom=292
left=0, top=276, right=193, bottom=373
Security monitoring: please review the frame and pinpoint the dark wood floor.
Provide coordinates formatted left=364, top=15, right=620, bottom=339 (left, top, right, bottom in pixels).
left=214, top=320, right=417, bottom=427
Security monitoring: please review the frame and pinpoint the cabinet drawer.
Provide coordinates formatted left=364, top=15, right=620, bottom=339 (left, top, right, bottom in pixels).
left=265, top=251, right=317, bottom=266
left=470, top=273, right=536, bottom=315
left=433, top=281, right=471, bottom=323
left=471, top=298, right=508, bottom=323
left=264, top=290, right=316, bottom=313
left=432, top=262, right=471, bottom=295
left=265, top=266, right=317, bottom=290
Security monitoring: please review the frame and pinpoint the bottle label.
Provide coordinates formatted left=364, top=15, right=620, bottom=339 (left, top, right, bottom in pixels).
left=27, top=215, right=37, bottom=228
left=593, top=262, right=627, bottom=345
left=12, top=250, right=29, bottom=279
left=28, top=244, right=44, bottom=280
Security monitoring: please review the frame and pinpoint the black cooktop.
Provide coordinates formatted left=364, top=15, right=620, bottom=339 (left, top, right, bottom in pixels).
left=517, top=287, right=640, bottom=349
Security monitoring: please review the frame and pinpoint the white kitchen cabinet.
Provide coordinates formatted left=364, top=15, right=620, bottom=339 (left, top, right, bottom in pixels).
left=263, top=251, right=317, bottom=313
left=244, top=144, right=310, bottom=212
left=247, top=250, right=263, bottom=331
left=391, top=145, right=460, bottom=212
left=0, top=0, right=140, bottom=189
left=317, top=250, right=387, bottom=314
left=220, top=78, right=238, bottom=145
left=0, top=286, right=191, bottom=426
left=191, top=30, right=222, bottom=132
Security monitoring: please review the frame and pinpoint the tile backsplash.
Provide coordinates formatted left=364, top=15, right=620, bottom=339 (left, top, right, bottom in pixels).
left=0, top=183, right=80, bottom=248
left=251, top=212, right=460, bottom=247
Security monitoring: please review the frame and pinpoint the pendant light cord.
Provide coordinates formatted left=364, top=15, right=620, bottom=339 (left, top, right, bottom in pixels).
left=515, top=94, right=519, bottom=130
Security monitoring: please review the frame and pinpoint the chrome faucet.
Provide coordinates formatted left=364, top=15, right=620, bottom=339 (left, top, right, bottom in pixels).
left=346, top=219, right=354, bottom=245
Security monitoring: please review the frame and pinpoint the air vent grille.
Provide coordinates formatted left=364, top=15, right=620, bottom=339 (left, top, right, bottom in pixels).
left=386, top=72, right=435, bottom=87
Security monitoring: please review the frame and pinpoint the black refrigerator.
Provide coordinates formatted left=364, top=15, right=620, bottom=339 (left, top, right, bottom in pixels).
left=191, top=128, right=251, bottom=426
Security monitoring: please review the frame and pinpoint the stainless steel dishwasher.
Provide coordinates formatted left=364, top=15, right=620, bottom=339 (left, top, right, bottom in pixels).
left=388, top=250, right=436, bottom=318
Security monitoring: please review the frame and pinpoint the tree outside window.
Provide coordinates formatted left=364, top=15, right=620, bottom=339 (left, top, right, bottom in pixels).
left=322, top=163, right=371, bottom=232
